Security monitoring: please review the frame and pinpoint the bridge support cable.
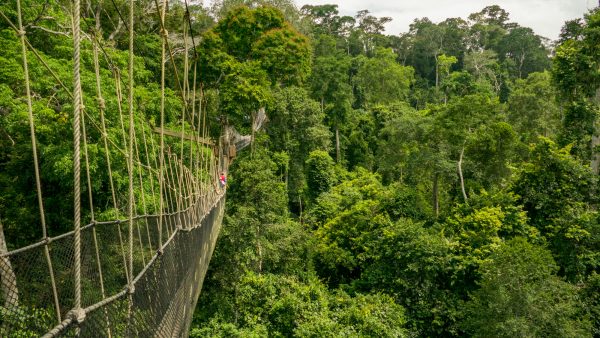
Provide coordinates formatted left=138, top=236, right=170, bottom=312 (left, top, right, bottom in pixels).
left=158, top=0, right=167, bottom=255
left=92, top=24, right=112, bottom=337
left=71, top=0, right=86, bottom=326
left=12, top=0, right=63, bottom=324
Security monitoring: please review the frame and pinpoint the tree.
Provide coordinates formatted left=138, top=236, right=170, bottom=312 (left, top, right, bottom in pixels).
left=353, top=47, right=414, bottom=107
left=193, top=272, right=407, bottom=337
left=512, top=138, right=599, bottom=280
left=432, top=93, right=505, bottom=202
left=496, top=26, right=551, bottom=79
left=198, top=5, right=311, bottom=128
left=309, top=170, right=391, bottom=285
left=467, top=5, right=514, bottom=51
left=404, top=17, right=467, bottom=90
left=353, top=9, right=392, bottom=56
left=267, top=86, right=331, bottom=212
left=507, top=71, right=561, bottom=144
left=300, top=4, right=340, bottom=36
left=553, top=9, right=600, bottom=171
left=305, top=150, right=336, bottom=202
left=463, top=49, right=503, bottom=94
left=357, top=218, right=458, bottom=336
left=309, top=43, right=352, bottom=162
left=463, top=237, right=591, bottom=337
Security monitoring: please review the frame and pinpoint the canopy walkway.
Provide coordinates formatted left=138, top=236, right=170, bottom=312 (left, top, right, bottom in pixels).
left=0, top=0, right=233, bottom=336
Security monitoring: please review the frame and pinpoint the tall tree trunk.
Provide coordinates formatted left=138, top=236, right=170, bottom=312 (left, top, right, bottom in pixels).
left=433, top=173, right=439, bottom=217
left=518, top=53, right=526, bottom=79
left=335, top=126, right=341, bottom=163
left=108, top=19, right=123, bottom=41
left=251, top=111, right=255, bottom=157
left=458, top=145, right=468, bottom=203
left=0, top=219, right=18, bottom=309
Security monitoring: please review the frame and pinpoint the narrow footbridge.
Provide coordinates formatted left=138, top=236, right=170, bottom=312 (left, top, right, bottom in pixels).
left=0, top=0, right=233, bottom=336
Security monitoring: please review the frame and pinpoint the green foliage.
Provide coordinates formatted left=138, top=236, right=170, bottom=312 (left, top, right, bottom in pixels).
left=198, top=5, right=312, bottom=128
left=305, top=150, right=336, bottom=202
left=195, top=271, right=407, bottom=337
left=582, top=273, right=600, bottom=336
left=0, top=306, right=54, bottom=337
left=496, top=26, right=551, bottom=79
left=508, top=71, right=561, bottom=144
left=512, top=138, right=596, bottom=229
left=356, top=218, right=458, bottom=336
left=2, top=1, right=597, bottom=336
left=463, top=237, right=591, bottom=337
left=512, top=138, right=599, bottom=280
left=552, top=9, right=600, bottom=163
left=267, top=86, right=331, bottom=206
left=192, top=4, right=599, bottom=338
left=353, top=47, right=414, bottom=107
left=309, top=170, right=393, bottom=284
left=253, top=25, right=312, bottom=85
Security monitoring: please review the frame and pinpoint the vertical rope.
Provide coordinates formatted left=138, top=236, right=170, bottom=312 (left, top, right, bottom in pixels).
left=180, top=14, right=189, bottom=227
left=190, top=61, right=198, bottom=226
left=132, top=131, right=152, bottom=260
left=169, top=152, right=182, bottom=216
left=164, top=149, right=176, bottom=236
left=127, top=0, right=135, bottom=296
left=173, top=153, right=185, bottom=228
left=90, top=21, right=117, bottom=334
left=71, top=0, right=85, bottom=324
left=145, top=123, right=167, bottom=240
left=15, top=0, right=62, bottom=324
left=167, top=151, right=180, bottom=216
left=112, top=69, right=131, bottom=283
left=199, top=87, right=206, bottom=210
left=140, top=125, right=159, bottom=214
left=158, top=0, right=167, bottom=252
left=126, top=0, right=135, bottom=334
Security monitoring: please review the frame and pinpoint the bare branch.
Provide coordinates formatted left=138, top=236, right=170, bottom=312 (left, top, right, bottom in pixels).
left=29, top=25, right=71, bottom=37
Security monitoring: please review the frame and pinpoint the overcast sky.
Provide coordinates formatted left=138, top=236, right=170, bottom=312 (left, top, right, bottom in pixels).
left=296, top=0, right=595, bottom=40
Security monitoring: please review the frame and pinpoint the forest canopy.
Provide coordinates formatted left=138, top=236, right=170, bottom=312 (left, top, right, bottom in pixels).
left=0, top=0, right=599, bottom=337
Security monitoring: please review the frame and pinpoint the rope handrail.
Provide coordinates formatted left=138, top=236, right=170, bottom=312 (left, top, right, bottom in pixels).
left=1, top=189, right=223, bottom=258
left=38, top=193, right=226, bottom=338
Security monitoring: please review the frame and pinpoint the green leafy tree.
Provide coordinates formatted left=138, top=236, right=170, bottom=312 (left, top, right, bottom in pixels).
left=353, top=47, right=414, bottom=107
left=495, top=26, right=551, bottom=79
left=553, top=9, right=600, bottom=170
left=305, top=150, right=336, bottom=202
left=309, top=40, right=352, bottom=162
left=463, top=237, right=591, bottom=337
left=198, top=272, right=407, bottom=337
left=512, top=138, right=599, bottom=280
left=198, top=5, right=311, bottom=128
left=267, top=86, right=331, bottom=212
left=356, top=218, right=458, bottom=336
left=467, top=5, right=514, bottom=51
left=507, top=71, right=561, bottom=144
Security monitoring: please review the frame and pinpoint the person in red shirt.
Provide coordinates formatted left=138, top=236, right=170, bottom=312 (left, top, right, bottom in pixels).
left=219, top=173, right=227, bottom=188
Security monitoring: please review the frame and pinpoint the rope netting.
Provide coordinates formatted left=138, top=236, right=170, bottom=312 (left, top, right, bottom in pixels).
left=0, top=0, right=230, bottom=336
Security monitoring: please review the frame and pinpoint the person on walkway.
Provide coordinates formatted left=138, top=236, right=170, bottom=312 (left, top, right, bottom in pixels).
left=219, top=172, right=227, bottom=188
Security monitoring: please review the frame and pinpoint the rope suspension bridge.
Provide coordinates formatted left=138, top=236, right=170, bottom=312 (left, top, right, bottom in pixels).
left=0, top=0, right=237, bottom=336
